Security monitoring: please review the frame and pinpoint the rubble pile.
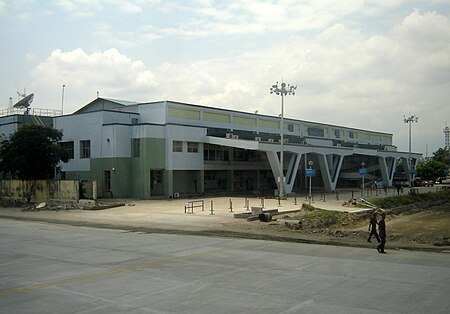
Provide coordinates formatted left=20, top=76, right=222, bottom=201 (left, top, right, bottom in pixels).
left=21, top=201, right=125, bottom=212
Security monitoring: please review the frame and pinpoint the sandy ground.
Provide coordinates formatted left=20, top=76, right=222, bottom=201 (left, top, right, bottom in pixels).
left=0, top=188, right=449, bottom=252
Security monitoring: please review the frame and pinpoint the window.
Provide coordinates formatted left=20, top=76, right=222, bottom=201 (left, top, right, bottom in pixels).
left=80, top=140, right=91, bottom=158
left=173, top=141, right=183, bottom=152
left=233, top=149, right=244, bottom=161
left=104, top=170, right=111, bottom=191
left=131, top=118, right=139, bottom=124
left=334, top=130, right=341, bottom=138
left=204, top=144, right=229, bottom=161
left=349, top=132, right=355, bottom=139
left=307, top=127, right=324, bottom=137
left=60, top=141, right=74, bottom=159
left=132, top=138, right=140, bottom=157
left=187, top=142, right=198, bottom=153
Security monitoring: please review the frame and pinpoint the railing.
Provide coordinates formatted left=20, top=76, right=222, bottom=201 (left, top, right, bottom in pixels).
left=0, top=107, right=62, bottom=117
left=184, top=200, right=204, bottom=214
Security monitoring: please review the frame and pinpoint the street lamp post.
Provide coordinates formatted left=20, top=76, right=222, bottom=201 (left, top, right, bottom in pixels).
left=270, top=81, right=297, bottom=198
left=403, top=115, right=419, bottom=187
left=61, top=84, right=66, bottom=115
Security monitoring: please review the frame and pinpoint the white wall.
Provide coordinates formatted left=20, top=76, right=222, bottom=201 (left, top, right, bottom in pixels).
left=102, top=124, right=131, bottom=158
left=166, top=125, right=206, bottom=170
left=137, top=102, right=167, bottom=124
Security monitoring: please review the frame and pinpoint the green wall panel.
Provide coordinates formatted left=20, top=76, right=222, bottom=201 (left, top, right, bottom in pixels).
left=168, top=107, right=201, bottom=120
left=130, top=138, right=166, bottom=199
left=234, top=116, right=257, bottom=127
left=204, top=112, right=231, bottom=123
left=260, top=119, right=279, bottom=129
left=90, top=158, right=131, bottom=198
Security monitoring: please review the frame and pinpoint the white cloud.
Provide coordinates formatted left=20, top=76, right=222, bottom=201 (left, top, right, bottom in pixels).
left=94, top=23, right=138, bottom=48
left=53, top=0, right=163, bottom=17
left=148, top=9, right=449, bottom=152
left=25, top=53, right=38, bottom=61
left=54, top=0, right=102, bottom=17
left=90, top=0, right=406, bottom=44
left=28, top=9, right=450, bottom=154
left=118, top=1, right=142, bottom=13
left=31, top=48, right=157, bottom=111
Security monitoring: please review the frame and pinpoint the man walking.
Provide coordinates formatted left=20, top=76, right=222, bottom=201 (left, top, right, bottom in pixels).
left=377, top=213, right=387, bottom=253
left=367, top=212, right=380, bottom=243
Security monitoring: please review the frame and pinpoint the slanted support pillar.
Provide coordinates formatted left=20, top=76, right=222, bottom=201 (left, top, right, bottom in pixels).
left=378, top=156, right=396, bottom=188
left=285, top=153, right=302, bottom=194
left=317, top=153, right=344, bottom=192
left=267, top=151, right=303, bottom=195
left=266, top=151, right=282, bottom=193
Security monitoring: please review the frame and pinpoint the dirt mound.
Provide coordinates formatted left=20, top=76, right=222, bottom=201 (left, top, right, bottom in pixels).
left=276, top=203, right=450, bottom=247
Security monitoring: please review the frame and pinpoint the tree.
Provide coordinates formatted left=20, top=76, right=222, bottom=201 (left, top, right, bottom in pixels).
left=0, top=125, right=71, bottom=180
left=416, top=160, right=447, bottom=181
left=432, top=148, right=450, bottom=166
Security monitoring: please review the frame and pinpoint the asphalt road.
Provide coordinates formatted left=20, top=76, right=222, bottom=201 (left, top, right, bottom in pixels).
left=0, top=219, right=449, bottom=313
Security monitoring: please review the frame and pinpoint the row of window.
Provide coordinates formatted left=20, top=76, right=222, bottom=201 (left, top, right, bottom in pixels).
left=60, top=140, right=90, bottom=159
left=203, top=144, right=266, bottom=162
left=173, top=141, right=199, bottom=153
left=60, top=139, right=200, bottom=159
left=60, top=140, right=269, bottom=161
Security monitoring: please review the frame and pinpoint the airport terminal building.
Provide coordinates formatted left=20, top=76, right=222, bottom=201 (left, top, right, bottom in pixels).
left=1, top=98, right=421, bottom=199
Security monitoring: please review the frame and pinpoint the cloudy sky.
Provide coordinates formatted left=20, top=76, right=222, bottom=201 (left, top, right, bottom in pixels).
left=0, top=0, right=449, bottom=155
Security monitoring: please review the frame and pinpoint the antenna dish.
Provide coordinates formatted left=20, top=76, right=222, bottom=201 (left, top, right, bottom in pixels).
left=13, top=93, right=34, bottom=109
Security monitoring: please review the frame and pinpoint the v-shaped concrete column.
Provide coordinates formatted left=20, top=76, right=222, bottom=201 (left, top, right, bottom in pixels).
left=266, top=151, right=302, bottom=195
left=378, top=156, right=396, bottom=187
left=285, top=153, right=301, bottom=194
left=266, top=151, right=283, bottom=192
left=317, top=153, right=344, bottom=192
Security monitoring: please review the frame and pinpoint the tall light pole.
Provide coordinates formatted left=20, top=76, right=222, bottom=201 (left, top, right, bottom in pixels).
left=61, top=84, right=66, bottom=115
left=404, top=114, right=419, bottom=187
left=444, top=124, right=450, bottom=150
left=270, top=81, right=297, bottom=198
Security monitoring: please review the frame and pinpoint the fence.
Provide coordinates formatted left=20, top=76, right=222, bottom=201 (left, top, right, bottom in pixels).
left=0, top=107, right=62, bottom=117
left=0, top=179, right=97, bottom=203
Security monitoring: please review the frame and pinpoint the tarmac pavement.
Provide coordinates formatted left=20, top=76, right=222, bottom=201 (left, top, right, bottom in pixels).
left=1, top=219, right=449, bottom=313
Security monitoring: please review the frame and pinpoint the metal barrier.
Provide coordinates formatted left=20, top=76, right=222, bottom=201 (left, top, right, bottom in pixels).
left=184, top=200, right=204, bottom=214
left=245, top=198, right=250, bottom=211
left=210, top=200, right=214, bottom=215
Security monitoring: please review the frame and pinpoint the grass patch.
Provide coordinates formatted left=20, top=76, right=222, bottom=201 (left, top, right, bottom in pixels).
left=301, top=203, right=316, bottom=211
left=300, top=204, right=349, bottom=228
left=370, top=189, right=450, bottom=209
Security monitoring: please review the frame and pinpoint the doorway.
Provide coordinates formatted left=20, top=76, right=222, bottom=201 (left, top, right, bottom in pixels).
left=150, top=170, right=164, bottom=196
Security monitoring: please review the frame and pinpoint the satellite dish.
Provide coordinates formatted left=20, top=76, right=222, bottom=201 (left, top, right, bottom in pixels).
left=13, top=93, right=34, bottom=110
